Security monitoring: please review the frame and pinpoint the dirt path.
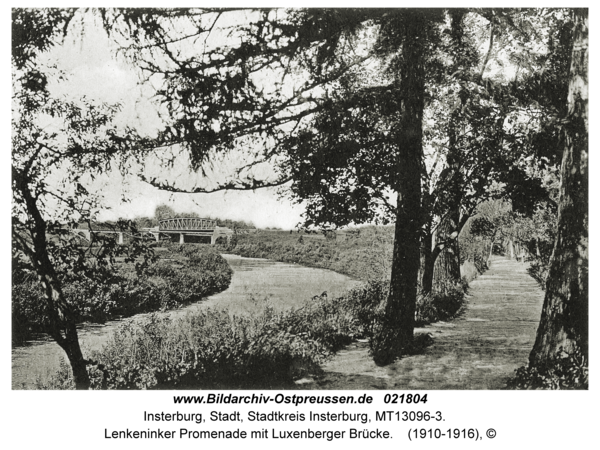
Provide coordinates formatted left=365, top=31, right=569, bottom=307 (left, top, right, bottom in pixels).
left=307, top=257, right=545, bottom=390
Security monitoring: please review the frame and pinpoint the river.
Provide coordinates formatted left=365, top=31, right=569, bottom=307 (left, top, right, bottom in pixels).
left=12, top=254, right=361, bottom=389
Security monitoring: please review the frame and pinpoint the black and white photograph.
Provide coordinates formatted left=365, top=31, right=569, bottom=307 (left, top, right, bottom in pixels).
left=8, top=4, right=593, bottom=447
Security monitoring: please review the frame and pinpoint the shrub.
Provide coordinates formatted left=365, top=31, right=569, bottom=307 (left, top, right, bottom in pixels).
left=39, top=279, right=390, bottom=389
left=12, top=280, right=50, bottom=345
left=12, top=245, right=232, bottom=344
left=344, top=278, right=466, bottom=330
left=339, top=280, right=388, bottom=338
left=460, top=260, right=481, bottom=284
left=415, top=283, right=466, bottom=326
left=527, top=260, right=549, bottom=290
left=85, top=309, right=331, bottom=389
left=214, top=236, right=228, bottom=246
left=506, top=349, right=588, bottom=390
left=273, top=285, right=383, bottom=354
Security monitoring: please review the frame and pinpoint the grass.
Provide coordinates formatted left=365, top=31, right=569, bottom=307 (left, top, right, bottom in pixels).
left=37, top=282, right=387, bottom=389
left=28, top=226, right=491, bottom=389
left=218, top=227, right=394, bottom=282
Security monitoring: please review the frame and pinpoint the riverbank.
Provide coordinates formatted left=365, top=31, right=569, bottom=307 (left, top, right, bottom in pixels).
left=13, top=255, right=360, bottom=389
left=219, top=227, right=483, bottom=326
left=217, top=227, right=393, bottom=282
left=12, top=245, right=232, bottom=346
left=219, top=227, right=482, bottom=284
left=16, top=230, right=487, bottom=389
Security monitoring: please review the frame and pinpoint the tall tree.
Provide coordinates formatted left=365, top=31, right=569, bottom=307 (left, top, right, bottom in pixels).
left=101, top=8, right=582, bottom=365
left=368, top=11, right=434, bottom=363
left=105, top=8, right=448, bottom=363
left=12, top=8, right=93, bottom=389
left=529, top=9, right=588, bottom=367
left=422, top=9, right=571, bottom=294
left=12, top=8, right=151, bottom=388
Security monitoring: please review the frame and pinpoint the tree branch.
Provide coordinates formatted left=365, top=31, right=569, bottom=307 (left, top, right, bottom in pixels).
left=479, top=19, right=495, bottom=81
left=139, top=173, right=292, bottom=194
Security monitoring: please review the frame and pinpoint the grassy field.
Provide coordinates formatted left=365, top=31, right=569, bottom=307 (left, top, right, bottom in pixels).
left=218, top=226, right=483, bottom=284
left=218, top=226, right=394, bottom=281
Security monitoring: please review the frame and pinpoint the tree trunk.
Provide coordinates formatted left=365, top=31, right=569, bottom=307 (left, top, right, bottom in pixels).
left=42, top=277, right=91, bottom=390
left=429, top=88, right=463, bottom=295
left=529, top=9, right=588, bottom=366
left=419, top=230, right=434, bottom=294
left=371, top=11, right=427, bottom=365
left=17, top=175, right=91, bottom=389
left=432, top=209, right=462, bottom=294
left=508, top=239, right=515, bottom=259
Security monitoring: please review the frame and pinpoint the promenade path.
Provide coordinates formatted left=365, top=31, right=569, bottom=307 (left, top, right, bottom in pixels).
left=311, top=257, right=545, bottom=390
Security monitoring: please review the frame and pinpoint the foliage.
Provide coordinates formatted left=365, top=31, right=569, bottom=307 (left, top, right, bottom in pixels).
left=218, top=227, right=394, bottom=281
left=34, top=279, right=393, bottom=389
left=415, top=283, right=467, bottom=327
left=523, top=203, right=558, bottom=288
left=506, top=348, right=588, bottom=390
left=86, top=282, right=388, bottom=389
left=12, top=8, right=75, bottom=70
left=85, top=310, right=325, bottom=389
left=12, top=8, right=162, bottom=387
left=92, top=8, right=576, bottom=365
left=459, top=232, right=490, bottom=274
left=12, top=245, right=232, bottom=345
left=469, top=199, right=558, bottom=289
left=13, top=8, right=581, bottom=383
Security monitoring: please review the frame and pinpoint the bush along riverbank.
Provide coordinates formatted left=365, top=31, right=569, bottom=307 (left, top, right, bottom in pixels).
left=218, top=227, right=486, bottom=327
left=36, top=233, right=489, bottom=389
left=217, top=227, right=395, bottom=282
left=12, top=245, right=232, bottom=345
left=38, top=281, right=389, bottom=389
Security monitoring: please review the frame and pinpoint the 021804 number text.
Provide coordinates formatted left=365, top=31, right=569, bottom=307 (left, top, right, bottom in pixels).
left=383, top=393, right=428, bottom=404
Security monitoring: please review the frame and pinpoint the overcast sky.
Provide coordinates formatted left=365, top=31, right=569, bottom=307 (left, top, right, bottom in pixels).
left=34, top=10, right=306, bottom=229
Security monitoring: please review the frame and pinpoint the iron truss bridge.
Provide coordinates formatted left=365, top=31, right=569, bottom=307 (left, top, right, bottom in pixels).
left=159, top=217, right=217, bottom=231
left=73, top=218, right=231, bottom=245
